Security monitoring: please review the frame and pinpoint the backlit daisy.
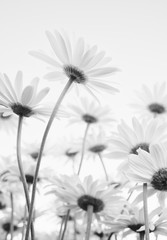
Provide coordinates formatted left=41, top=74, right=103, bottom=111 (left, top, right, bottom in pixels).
left=130, top=82, right=167, bottom=119
left=127, top=143, right=167, bottom=206
left=108, top=117, right=167, bottom=159
left=48, top=174, right=125, bottom=220
left=29, top=30, right=119, bottom=97
left=0, top=71, right=50, bottom=119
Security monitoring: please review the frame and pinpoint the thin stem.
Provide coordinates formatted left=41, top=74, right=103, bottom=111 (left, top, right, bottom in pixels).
left=58, top=216, right=65, bottom=240
left=143, top=183, right=150, bottom=240
left=139, top=232, right=144, bottom=240
left=60, top=209, right=70, bottom=240
left=85, top=205, right=93, bottom=240
left=25, top=79, right=73, bottom=240
left=98, top=153, right=109, bottom=181
left=16, top=116, right=35, bottom=240
left=10, top=193, right=14, bottom=240
left=21, top=205, right=27, bottom=240
left=77, top=123, right=90, bottom=175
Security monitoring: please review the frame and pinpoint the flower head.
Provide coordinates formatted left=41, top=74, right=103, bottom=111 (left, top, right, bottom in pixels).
left=130, top=82, right=167, bottom=119
left=0, top=71, right=50, bottom=119
left=29, top=30, right=119, bottom=98
left=127, top=143, right=167, bottom=206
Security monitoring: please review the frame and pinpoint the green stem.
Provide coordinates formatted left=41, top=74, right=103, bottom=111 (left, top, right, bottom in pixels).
left=98, top=153, right=109, bottom=181
left=10, top=193, right=14, bottom=240
left=77, top=123, right=90, bottom=175
left=25, top=79, right=73, bottom=240
left=60, top=209, right=70, bottom=240
left=143, top=183, right=150, bottom=240
left=17, top=116, right=35, bottom=240
left=85, top=205, right=93, bottom=240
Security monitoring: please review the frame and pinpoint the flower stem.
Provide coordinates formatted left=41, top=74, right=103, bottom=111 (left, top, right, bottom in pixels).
left=139, top=232, right=145, bottom=240
left=98, top=153, right=109, bottom=181
left=85, top=205, right=93, bottom=240
left=25, top=79, right=73, bottom=240
left=77, top=123, right=90, bottom=175
left=10, top=193, right=14, bottom=240
left=60, top=209, right=70, bottom=240
left=143, top=183, right=150, bottom=240
left=17, top=116, right=35, bottom=240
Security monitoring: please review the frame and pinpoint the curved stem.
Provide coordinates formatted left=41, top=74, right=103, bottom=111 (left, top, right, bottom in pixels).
left=16, top=116, right=35, bottom=240
left=85, top=205, right=93, bottom=240
left=139, top=232, right=144, bottom=240
left=98, top=153, right=109, bottom=181
left=25, top=79, right=73, bottom=240
left=58, top=217, right=65, bottom=240
left=10, top=193, right=14, bottom=240
left=60, top=209, right=70, bottom=240
left=143, top=183, right=150, bottom=240
left=77, top=123, right=90, bottom=175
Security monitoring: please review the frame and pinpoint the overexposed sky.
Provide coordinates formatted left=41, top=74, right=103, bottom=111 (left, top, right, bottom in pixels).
left=0, top=0, right=167, bottom=119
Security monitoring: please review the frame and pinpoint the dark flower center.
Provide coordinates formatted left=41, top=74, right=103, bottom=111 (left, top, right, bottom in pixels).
left=128, top=224, right=143, bottom=232
left=151, top=168, right=167, bottom=191
left=77, top=194, right=104, bottom=213
left=0, top=201, right=6, bottom=209
left=82, top=114, right=98, bottom=124
left=30, top=152, right=39, bottom=160
left=0, top=113, right=11, bottom=119
left=25, top=174, right=39, bottom=185
left=148, top=103, right=165, bottom=114
left=130, top=143, right=149, bottom=155
left=11, top=103, right=34, bottom=117
left=94, top=231, right=104, bottom=238
left=65, top=149, right=78, bottom=158
left=64, top=65, right=87, bottom=83
left=2, top=222, right=18, bottom=233
left=89, top=144, right=106, bottom=153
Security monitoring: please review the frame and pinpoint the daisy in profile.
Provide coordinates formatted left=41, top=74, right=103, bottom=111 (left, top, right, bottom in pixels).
left=127, top=143, right=167, bottom=206
left=29, top=30, right=119, bottom=97
left=66, top=97, right=115, bottom=129
left=130, top=82, right=167, bottom=119
left=0, top=71, right=50, bottom=119
left=108, top=117, right=167, bottom=159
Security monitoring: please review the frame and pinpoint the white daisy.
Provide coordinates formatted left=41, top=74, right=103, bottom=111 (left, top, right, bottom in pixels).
left=48, top=174, right=125, bottom=221
left=29, top=30, right=119, bottom=97
left=0, top=71, right=50, bottom=119
left=108, top=117, right=167, bottom=159
left=130, top=82, right=167, bottom=119
left=127, top=143, right=167, bottom=206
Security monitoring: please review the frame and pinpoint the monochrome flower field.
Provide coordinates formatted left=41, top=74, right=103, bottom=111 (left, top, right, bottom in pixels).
left=0, top=29, right=167, bottom=240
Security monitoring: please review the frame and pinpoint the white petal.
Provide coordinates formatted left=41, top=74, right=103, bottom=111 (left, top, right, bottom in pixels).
left=21, top=86, right=34, bottom=105
left=29, top=51, right=61, bottom=67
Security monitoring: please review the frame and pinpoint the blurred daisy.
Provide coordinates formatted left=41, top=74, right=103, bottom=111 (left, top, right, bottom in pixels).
left=127, top=143, right=167, bottom=206
left=66, top=97, right=115, bottom=128
left=48, top=174, right=125, bottom=220
left=0, top=71, right=50, bottom=119
left=108, top=117, right=167, bottom=159
left=130, top=82, right=167, bottom=119
left=105, top=206, right=167, bottom=238
left=29, top=30, right=119, bottom=97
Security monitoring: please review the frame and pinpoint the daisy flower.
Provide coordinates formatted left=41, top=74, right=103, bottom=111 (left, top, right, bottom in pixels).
left=48, top=174, right=125, bottom=220
left=127, top=143, right=167, bottom=206
left=0, top=71, right=50, bottom=119
left=66, top=97, right=115, bottom=128
left=29, top=30, right=119, bottom=97
left=130, top=82, right=167, bottom=119
left=108, top=117, right=167, bottom=159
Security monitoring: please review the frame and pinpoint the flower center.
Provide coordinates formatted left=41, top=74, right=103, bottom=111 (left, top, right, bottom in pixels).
left=128, top=224, right=143, bottom=232
left=148, top=103, right=165, bottom=114
left=0, top=201, right=6, bottom=209
left=63, top=65, right=87, bottom=83
left=89, top=144, right=106, bottom=153
left=2, top=222, right=18, bottom=233
left=151, top=168, right=167, bottom=191
left=77, top=194, right=104, bottom=213
left=130, top=143, right=149, bottom=155
left=11, top=103, right=34, bottom=117
left=82, top=114, right=98, bottom=124
left=65, top=149, right=78, bottom=158
left=30, top=151, right=39, bottom=160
